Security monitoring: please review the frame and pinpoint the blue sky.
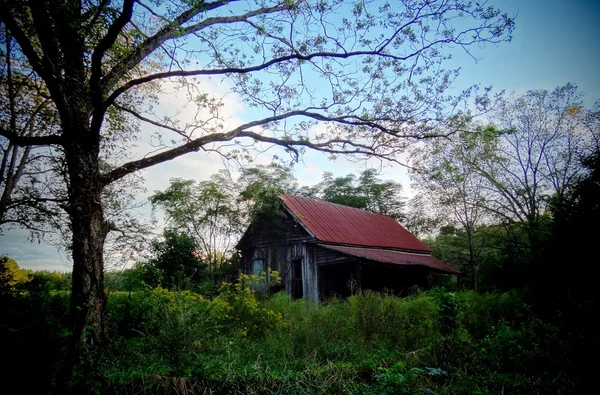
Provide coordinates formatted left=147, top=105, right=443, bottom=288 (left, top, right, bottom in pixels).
left=2, top=0, right=599, bottom=271
left=450, top=0, right=600, bottom=104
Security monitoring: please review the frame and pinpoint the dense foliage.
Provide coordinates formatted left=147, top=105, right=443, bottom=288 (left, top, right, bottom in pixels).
left=306, top=169, right=406, bottom=220
left=1, top=0, right=515, bottom=373
left=411, top=84, right=599, bottom=290
left=0, top=259, right=587, bottom=394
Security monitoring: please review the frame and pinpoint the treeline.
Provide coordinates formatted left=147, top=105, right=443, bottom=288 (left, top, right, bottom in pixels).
left=135, top=84, right=599, bottom=298
left=0, top=256, right=71, bottom=291
left=410, top=85, right=599, bottom=297
left=108, top=86, right=599, bottom=320
left=116, top=163, right=407, bottom=293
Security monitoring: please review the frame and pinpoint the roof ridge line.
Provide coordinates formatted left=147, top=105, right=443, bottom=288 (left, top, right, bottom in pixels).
left=280, top=194, right=391, bottom=219
left=316, top=242, right=431, bottom=255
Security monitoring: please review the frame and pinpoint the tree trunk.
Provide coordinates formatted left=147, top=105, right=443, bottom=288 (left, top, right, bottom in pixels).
left=61, top=129, right=108, bottom=387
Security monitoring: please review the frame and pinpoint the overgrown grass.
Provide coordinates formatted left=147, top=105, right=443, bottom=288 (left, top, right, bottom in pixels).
left=97, top=287, right=573, bottom=394
left=0, top=274, right=583, bottom=394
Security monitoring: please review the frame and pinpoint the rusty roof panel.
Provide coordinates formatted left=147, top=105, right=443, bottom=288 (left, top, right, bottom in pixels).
left=318, top=244, right=460, bottom=274
left=281, top=194, right=431, bottom=252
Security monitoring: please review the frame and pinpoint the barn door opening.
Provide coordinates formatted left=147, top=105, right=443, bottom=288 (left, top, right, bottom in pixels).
left=252, top=259, right=266, bottom=292
left=292, top=258, right=303, bottom=299
left=252, top=259, right=264, bottom=276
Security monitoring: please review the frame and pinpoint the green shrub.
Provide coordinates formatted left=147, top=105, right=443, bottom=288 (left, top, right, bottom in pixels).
left=216, top=271, right=284, bottom=337
left=0, top=275, right=71, bottom=393
left=456, top=289, right=527, bottom=338
left=348, top=291, right=439, bottom=349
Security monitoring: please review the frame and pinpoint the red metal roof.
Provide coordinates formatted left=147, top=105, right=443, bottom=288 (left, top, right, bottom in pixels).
left=318, top=244, right=460, bottom=274
left=281, top=194, right=431, bottom=252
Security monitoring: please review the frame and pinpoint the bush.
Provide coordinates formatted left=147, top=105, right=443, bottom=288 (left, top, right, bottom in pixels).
left=347, top=291, right=439, bottom=349
left=217, top=271, right=284, bottom=337
left=0, top=270, right=71, bottom=392
left=456, top=289, right=527, bottom=338
left=104, top=271, right=285, bottom=381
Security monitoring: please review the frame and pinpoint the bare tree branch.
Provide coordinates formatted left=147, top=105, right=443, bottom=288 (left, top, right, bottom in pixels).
left=0, top=126, right=63, bottom=146
left=106, top=47, right=429, bottom=108
left=0, top=3, right=49, bottom=83
left=90, top=0, right=136, bottom=90
left=99, top=0, right=234, bottom=93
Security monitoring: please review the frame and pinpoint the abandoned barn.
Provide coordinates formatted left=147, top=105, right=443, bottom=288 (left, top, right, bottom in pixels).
left=236, top=195, right=459, bottom=301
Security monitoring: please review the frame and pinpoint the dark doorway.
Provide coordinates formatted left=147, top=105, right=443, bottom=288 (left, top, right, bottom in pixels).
left=319, top=261, right=356, bottom=298
left=292, top=258, right=303, bottom=298
left=360, top=264, right=428, bottom=295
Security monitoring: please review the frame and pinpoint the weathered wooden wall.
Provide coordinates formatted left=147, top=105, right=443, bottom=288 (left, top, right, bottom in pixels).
left=245, top=243, right=319, bottom=302
left=239, top=212, right=319, bottom=302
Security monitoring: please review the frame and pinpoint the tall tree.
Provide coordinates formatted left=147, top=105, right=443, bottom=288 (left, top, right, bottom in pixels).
left=0, top=0, right=514, bottom=372
left=470, top=85, right=597, bottom=258
left=151, top=163, right=299, bottom=275
left=0, top=26, right=63, bottom=231
left=411, top=85, right=598, bottom=287
left=1, top=25, right=147, bottom=267
left=312, top=168, right=405, bottom=219
left=150, top=174, right=242, bottom=279
left=237, top=163, right=300, bottom=224
left=238, top=163, right=299, bottom=202
left=141, top=230, right=208, bottom=290
left=411, top=128, right=490, bottom=289
left=358, top=168, right=405, bottom=220
left=317, top=172, right=367, bottom=208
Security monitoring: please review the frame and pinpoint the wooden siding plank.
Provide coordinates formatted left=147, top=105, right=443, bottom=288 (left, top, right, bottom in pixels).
left=285, top=245, right=292, bottom=293
left=307, top=244, right=319, bottom=302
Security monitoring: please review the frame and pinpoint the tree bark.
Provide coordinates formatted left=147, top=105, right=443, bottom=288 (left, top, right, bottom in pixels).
left=466, top=227, right=478, bottom=291
left=61, top=127, right=108, bottom=387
